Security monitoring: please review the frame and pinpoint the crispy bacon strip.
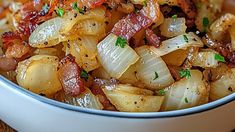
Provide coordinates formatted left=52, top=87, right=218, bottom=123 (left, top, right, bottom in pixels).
left=177, top=0, right=197, bottom=19
left=145, top=28, right=161, bottom=48
left=91, top=79, right=117, bottom=111
left=0, top=57, right=17, bottom=71
left=111, top=13, right=152, bottom=40
left=58, top=55, right=85, bottom=97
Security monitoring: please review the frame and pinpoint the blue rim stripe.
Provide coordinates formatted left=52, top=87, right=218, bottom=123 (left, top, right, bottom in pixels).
left=1, top=76, right=235, bottom=119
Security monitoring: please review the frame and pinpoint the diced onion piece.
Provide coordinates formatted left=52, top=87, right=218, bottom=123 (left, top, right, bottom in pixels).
left=103, top=84, right=164, bottom=112
left=119, top=64, right=145, bottom=88
left=113, top=84, right=154, bottom=95
left=16, top=55, right=62, bottom=96
left=92, top=67, right=111, bottom=80
left=229, top=25, right=235, bottom=51
left=195, top=2, right=215, bottom=32
left=162, top=70, right=208, bottom=111
left=29, top=17, right=64, bottom=48
left=192, top=50, right=219, bottom=68
left=97, top=33, right=139, bottom=79
left=76, top=19, right=106, bottom=38
left=57, top=88, right=103, bottom=110
left=80, top=35, right=99, bottom=56
left=209, top=0, right=224, bottom=12
left=150, top=32, right=203, bottom=57
left=140, top=0, right=160, bottom=23
left=160, top=18, right=187, bottom=38
left=210, top=68, right=235, bottom=101
left=33, top=48, right=58, bottom=56
left=162, top=48, right=190, bottom=66
left=65, top=40, right=100, bottom=72
left=135, top=46, right=174, bottom=90
left=210, top=13, right=235, bottom=41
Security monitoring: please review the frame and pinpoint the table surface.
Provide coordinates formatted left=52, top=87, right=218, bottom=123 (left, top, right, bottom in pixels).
left=0, top=120, right=15, bottom=132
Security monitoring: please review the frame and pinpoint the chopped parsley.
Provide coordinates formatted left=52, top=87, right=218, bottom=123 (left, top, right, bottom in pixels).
left=183, top=35, right=189, bottom=43
left=203, top=17, right=209, bottom=32
left=179, top=69, right=191, bottom=79
left=214, top=53, right=225, bottom=62
left=115, top=37, right=127, bottom=48
left=72, top=2, right=86, bottom=14
left=56, top=7, right=64, bottom=17
left=184, top=97, right=189, bottom=103
left=143, top=0, right=147, bottom=7
left=158, top=89, right=166, bottom=96
left=80, top=70, right=89, bottom=81
left=153, top=72, right=159, bottom=80
left=171, top=14, right=178, bottom=19
left=203, top=17, right=209, bottom=27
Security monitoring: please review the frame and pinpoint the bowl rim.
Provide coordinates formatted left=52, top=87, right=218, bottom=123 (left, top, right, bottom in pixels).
left=1, top=76, right=235, bottom=119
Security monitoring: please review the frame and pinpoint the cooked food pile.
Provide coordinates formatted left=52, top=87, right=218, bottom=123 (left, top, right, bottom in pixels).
left=0, top=0, right=234, bottom=112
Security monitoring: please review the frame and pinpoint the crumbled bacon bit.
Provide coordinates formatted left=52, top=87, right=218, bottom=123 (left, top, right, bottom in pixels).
left=58, top=54, right=85, bottom=97
left=111, top=13, right=152, bottom=40
left=145, top=28, right=161, bottom=48
left=0, top=57, right=17, bottom=71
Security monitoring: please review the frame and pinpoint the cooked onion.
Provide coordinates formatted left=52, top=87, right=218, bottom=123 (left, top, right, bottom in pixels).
left=56, top=88, right=103, bottom=110
left=97, top=33, right=139, bottom=78
left=162, top=70, right=208, bottom=111
left=16, top=55, right=62, bottom=96
left=103, top=84, right=164, bottom=112
left=210, top=68, right=235, bottom=101
left=160, top=18, right=187, bottom=38
left=29, top=17, right=63, bottom=48
left=192, top=50, right=219, bottom=68
left=229, top=25, right=235, bottom=51
left=135, top=46, right=174, bottom=90
left=210, top=13, right=235, bottom=41
left=150, top=32, right=203, bottom=57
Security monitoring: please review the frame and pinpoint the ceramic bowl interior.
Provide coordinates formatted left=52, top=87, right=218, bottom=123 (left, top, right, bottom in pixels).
left=0, top=76, right=235, bottom=118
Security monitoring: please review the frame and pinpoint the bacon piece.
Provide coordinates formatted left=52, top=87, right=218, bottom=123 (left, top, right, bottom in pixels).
left=5, top=43, right=30, bottom=59
left=58, top=55, right=85, bottom=97
left=111, top=13, right=152, bottom=40
left=215, top=44, right=235, bottom=67
left=77, top=0, right=106, bottom=9
left=140, top=0, right=160, bottom=23
left=145, top=28, right=161, bottom=48
left=91, top=78, right=117, bottom=111
left=0, top=57, right=17, bottom=71
left=168, top=65, right=181, bottom=81
left=177, top=0, right=197, bottom=19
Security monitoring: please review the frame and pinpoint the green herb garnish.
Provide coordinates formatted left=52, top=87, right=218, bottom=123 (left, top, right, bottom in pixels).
left=115, top=37, right=127, bottom=48
left=183, top=35, right=189, bottom=43
left=202, top=17, right=209, bottom=32
left=203, top=17, right=209, bottom=27
left=72, top=2, right=86, bottom=14
left=143, top=0, right=147, bottom=7
left=158, top=89, right=166, bottom=96
left=56, top=7, right=64, bottom=17
left=80, top=70, right=89, bottom=81
left=179, top=69, right=191, bottom=79
left=153, top=72, right=159, bottom=80
left=172, top=14, right=178, bottom=19
left=214, top=53, right=225, bottom=62
left=184, top=97, right=189, bottom=103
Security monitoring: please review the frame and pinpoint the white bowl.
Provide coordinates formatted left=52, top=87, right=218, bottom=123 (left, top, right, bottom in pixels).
left=0, top=76, right=234, bottom=132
